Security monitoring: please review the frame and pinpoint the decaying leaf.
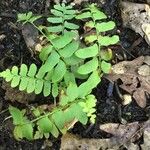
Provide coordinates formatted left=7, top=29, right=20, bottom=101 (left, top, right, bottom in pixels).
left=147, top=0, right=150, bottom=4
left=99, top=121, right=150, bottom=149
left=141, top=127, right=150, bottom=150
left=60, top=133, right=120, bottom=150
left=2, top=81, right=35, bottom=104
left=140, top=120, right=150, bottom=150
left=106, top=56, right=150, bottom=108
left=121, top=1, right=150, bottom=45
left=100, top=122, right=140, bottom=144
left=22, top=24, right=39, bottom=55
left=60, top=120, right=150, bottom=150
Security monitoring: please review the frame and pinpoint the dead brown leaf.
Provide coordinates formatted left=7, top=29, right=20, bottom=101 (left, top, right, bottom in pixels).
left=121, top=1, right=150, bottom=45
left=2, top=81, right=35, bottom=104
left=140, top=120, right=150, bottom=150
left=100, top=122, right=140, bottom=144
left=60, top=120, right=150, bottom=150
left=22, top=24, right=39, bottom=51
left=106, top=56, right=150, bottom=108
left=60, top=133, right=120, bottom=150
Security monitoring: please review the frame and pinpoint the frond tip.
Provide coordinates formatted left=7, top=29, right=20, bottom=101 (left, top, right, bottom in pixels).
left=0, top=64, right=52, bottom=97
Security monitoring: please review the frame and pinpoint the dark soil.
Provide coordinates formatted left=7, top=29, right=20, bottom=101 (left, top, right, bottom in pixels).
left=0, top=0, right=150, bottom=149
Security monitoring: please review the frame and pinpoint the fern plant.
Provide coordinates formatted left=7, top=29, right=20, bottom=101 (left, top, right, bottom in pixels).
left=75, top=3, right=119, bottom=75
left=46, top=3, right=79, bottom=32
left=16, top=3, right=82, bottom=97
left=9, top=87, right=97, bottom=140
left=0, top=3, right=119, bottom=140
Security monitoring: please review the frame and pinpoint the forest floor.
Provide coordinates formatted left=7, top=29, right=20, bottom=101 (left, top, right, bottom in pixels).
left=0, top=0, right=150, bottom=149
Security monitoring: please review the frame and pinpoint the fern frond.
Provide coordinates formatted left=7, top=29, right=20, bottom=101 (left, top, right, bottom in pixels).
left=9, top=92, right=97, bottom=140
left=47, top=3, right=79, bottom=33
left=75, top=4, right=119, bottom=75
left=0, top=64, right=52, bottom=96
left=39, top=31, right=79, bottom=62
left=75, top=44, right=98, bottom=59
left=77, top=57, right=98, bottom=75
left=17, top=12, right=41, bottom=24
left=5, top=3, right=120, bottom=142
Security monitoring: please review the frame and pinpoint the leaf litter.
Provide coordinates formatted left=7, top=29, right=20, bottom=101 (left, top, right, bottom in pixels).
left=121, top=1, right=150, bottom=45
left=60, top=56, right=150, bottom=149
left=60, top=120, right=150, bottom=150
left=0, top=0, right=150, bottom=149
left=61, top=5, right=150, bottom=146
left=106, top=56, right=150, bottom=108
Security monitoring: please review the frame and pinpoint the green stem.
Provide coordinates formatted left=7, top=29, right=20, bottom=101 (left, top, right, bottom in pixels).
left=31, top=22, right=68, bottom=66
left=31, top=97, right=84, bottom=123
left=91, top=13, right=101, bottom=74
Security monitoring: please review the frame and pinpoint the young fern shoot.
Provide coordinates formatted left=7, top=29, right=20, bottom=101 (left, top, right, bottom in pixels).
left=0, top=3, right=119, bottom=140
left=75, top=4, right=119, bottom=75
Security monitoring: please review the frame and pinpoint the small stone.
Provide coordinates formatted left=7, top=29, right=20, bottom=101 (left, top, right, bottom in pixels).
left=35, top=43, right=42, bottom=52
left=0, top=34, right=6, bottom=41
left=142, top=23, right=150, bottom=45
left=144, top=56, right=150, bottom=65
left=122, top=94, right=132, bottom=105
left=138, top=65, right=150, bottom=76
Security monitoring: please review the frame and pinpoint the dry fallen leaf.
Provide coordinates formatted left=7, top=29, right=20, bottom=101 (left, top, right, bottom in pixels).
left=106, top=56, right=150, bottom=108
left=100, top=122, right=140, bottom=144
left=22, top=24, right=39, bottom=55
left=121, top=1, right=150, bottom=45
left=2, top=81, right=35, bottom=104
left=141, top=128, right=150, bottom=150
left=60, top=120, right=150, bottom=150
left=140, top=120, right=150, bottom=150
left=60, top=133, right=120, bottom=150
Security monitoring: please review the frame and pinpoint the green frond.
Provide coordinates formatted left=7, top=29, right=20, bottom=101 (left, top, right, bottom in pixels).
left=75, top=44, right=98, bottom=59
left=96, top=21, right=116, bottom=32
left=0, top=64, right=52, bottom=96
left=47, top=17, right=63, bottom=23
left=78, top=71, right=101, bottom=98
left=59, top=40, right=79, bottom=58
left=75, top=4, right=119, bottom=77
left=47, top=25, right=63, bottom=33
left=47, top=3, right=78, bottom=33
left=77, top=57, right=98, bottom=75
left=7, top=3, right=120, bottom=141
left=51, top=31, right=77, bottom=49
left=9, top=83, right=98, bottom=140
left=98, top=35, right=119, bottom=46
